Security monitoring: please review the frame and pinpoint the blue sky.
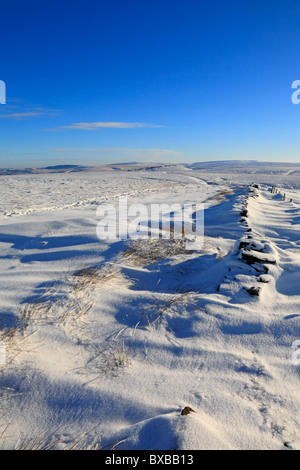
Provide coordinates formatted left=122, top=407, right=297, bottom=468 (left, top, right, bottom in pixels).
left=1, top=0, right=300, bottom=167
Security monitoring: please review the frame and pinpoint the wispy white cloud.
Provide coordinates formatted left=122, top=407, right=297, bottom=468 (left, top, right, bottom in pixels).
left=0, top=106, right=60, bottom=120
left=47, top=121, right=163, bottom=131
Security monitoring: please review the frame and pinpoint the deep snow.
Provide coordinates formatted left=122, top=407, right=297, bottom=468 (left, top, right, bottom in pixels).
left=1, top=162, right=300, bottom=450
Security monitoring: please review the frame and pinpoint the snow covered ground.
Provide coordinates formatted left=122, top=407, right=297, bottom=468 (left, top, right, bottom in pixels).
left=1, top=161, right=300, bottom=450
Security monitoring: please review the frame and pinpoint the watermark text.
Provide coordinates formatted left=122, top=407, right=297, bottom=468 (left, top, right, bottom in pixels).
left=292, top=340, right=300, bottom=365
left=96, top=196, right=204, bottom=250
left=291, top=80, right=300, bottom=105
left=0, top=80, right=6, bottom=104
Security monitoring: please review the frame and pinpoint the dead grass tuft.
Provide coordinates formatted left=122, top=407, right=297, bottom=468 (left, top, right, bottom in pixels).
left=72, top=264, right=124, bottom=292
left=122, top=238, right=190, bottom=266
left=18, top=283, right=56, bottom=332
left=89, top=340, right=131, bottom=377
left=141, top=292, right=196, bottom=328
left=16, top=424, right=102, bottom=450
left=59, top=298, right=95, bottom=324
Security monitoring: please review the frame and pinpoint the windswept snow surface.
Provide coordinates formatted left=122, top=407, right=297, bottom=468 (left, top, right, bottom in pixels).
left=1, top=162, right=300, bottom=450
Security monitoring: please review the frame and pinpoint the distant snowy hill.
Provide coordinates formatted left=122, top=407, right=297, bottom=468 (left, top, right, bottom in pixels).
left=187, top=160, right=300, bottom=169
left=42, top=164, right=88, bottom=170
